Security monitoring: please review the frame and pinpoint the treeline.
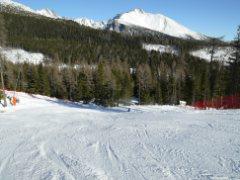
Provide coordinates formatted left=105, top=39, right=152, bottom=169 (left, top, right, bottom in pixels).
left=0, top=52, right=231, bottom=106
left=1, top=60, right=133, bottom=106
left=0, top=12, right=239, bottom=106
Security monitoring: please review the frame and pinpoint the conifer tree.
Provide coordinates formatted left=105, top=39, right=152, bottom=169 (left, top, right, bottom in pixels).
left=227, top=26, right=240, bottom=95
left=0, top=14, right=7, bottom=46
left=25, top=64, right=38, bottom=94
left=37, top=63, right=50, bottom=96
left=136, top=64, right=153, bottom=104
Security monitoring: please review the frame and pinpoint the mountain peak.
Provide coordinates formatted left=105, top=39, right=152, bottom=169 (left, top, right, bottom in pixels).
left=74, top=18, right=106, bottom=29
left=0, top=1, right=207, bottom=40
left=131, top=8, right=145, bottom=14
left=110, top=8, right=206, bottom=40
left=36, top=8, right=60, bottom=19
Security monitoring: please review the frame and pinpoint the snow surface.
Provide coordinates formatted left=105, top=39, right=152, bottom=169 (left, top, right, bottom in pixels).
left=143, top=44, right=178, bottom=55
left=0, top=92, right=240, bottom=179
left=191, top=47, right=233, bottom=63
left=74, top=18, right=106, bottom=30
left=110, top=9, right=206, bottom=40
left=0, top=47, right=46, bottom=64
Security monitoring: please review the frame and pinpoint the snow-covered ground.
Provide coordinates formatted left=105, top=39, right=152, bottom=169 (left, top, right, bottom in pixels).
left=143, top=44, right=178, bottom=55
left=0, top=47, right=46, bottom=64
left=190, top=47, right=233, bottom=64
left=0, top=92, right=240, bottom=179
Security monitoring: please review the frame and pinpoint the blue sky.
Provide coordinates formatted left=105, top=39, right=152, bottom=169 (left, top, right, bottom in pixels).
left=17, top=0, right=239, bottom=40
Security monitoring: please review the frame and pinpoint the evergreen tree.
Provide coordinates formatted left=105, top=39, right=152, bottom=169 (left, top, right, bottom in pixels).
left=94, top=62, right=114, bottom=106
left=136, top=64, right=153, bottom=104
left=0, top=14, right=7, bottom=46
left=25, top=64, right=38, bottom=94
left=183, top=74, right=194, bottom=104
left=37, top=63, right=50, bottom=96
left=76, top=71, right=93, bottom=103
left=227, top=26, right=240, bottom=95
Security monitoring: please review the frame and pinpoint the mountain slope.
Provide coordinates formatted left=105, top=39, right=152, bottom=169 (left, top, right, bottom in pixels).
left=0, top=0, right=60, bottom=19
left=0, top=1, right=208, bottom=40
left=35, top=8, right=60, bottom=19
left=107, top=9, right=206, bottom=40
left=0, top=0, right=34, bottom=13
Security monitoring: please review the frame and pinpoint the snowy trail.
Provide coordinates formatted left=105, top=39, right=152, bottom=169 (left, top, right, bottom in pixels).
left=0, top=93, right=240, bottom=179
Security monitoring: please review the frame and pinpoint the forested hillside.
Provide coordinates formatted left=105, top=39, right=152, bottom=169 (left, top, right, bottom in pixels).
left=0, top=12, right=239, bottom=106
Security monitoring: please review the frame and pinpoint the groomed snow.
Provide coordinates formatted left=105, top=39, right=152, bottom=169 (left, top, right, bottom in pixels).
left=0, top=92, right=240, bottom=179
left=0, top=47, right=46, bottom=64
left=143, top=44, right=178, bottom=55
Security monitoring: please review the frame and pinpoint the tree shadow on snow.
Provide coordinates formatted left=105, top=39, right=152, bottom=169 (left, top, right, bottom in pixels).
left=29, top=94, right=132, bottom=113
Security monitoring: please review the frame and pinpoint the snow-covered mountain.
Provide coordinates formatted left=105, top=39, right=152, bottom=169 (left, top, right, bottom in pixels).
left=74, top=18, right=106, bottom=29
left=107, top=9, right=206, bottom=40
left=0, top=1, right=208, bottom=40
left=0, top=0, right=34, bottom=13
left=35, top=8, right=60, bottom=19
left=0, top=0, right=60, bottom=19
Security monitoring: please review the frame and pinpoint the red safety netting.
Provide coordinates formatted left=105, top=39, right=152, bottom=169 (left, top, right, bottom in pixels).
left=193, top=95, right=240, bottom=109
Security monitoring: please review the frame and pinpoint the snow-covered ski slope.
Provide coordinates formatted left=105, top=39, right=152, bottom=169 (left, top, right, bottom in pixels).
left=0, top=92, right=240, bottom=179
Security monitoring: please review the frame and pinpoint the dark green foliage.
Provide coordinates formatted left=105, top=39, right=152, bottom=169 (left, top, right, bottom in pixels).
left=0, top=11, right=235, bottom=106
left=0, top=90, right=3, bottom=100
left=0, top=13, right=7, bottom=46
left=226, top=26, right=240, bottom=95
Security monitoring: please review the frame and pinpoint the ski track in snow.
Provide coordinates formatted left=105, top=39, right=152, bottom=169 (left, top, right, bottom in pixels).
left=0, top=93, right=240, bottom=179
